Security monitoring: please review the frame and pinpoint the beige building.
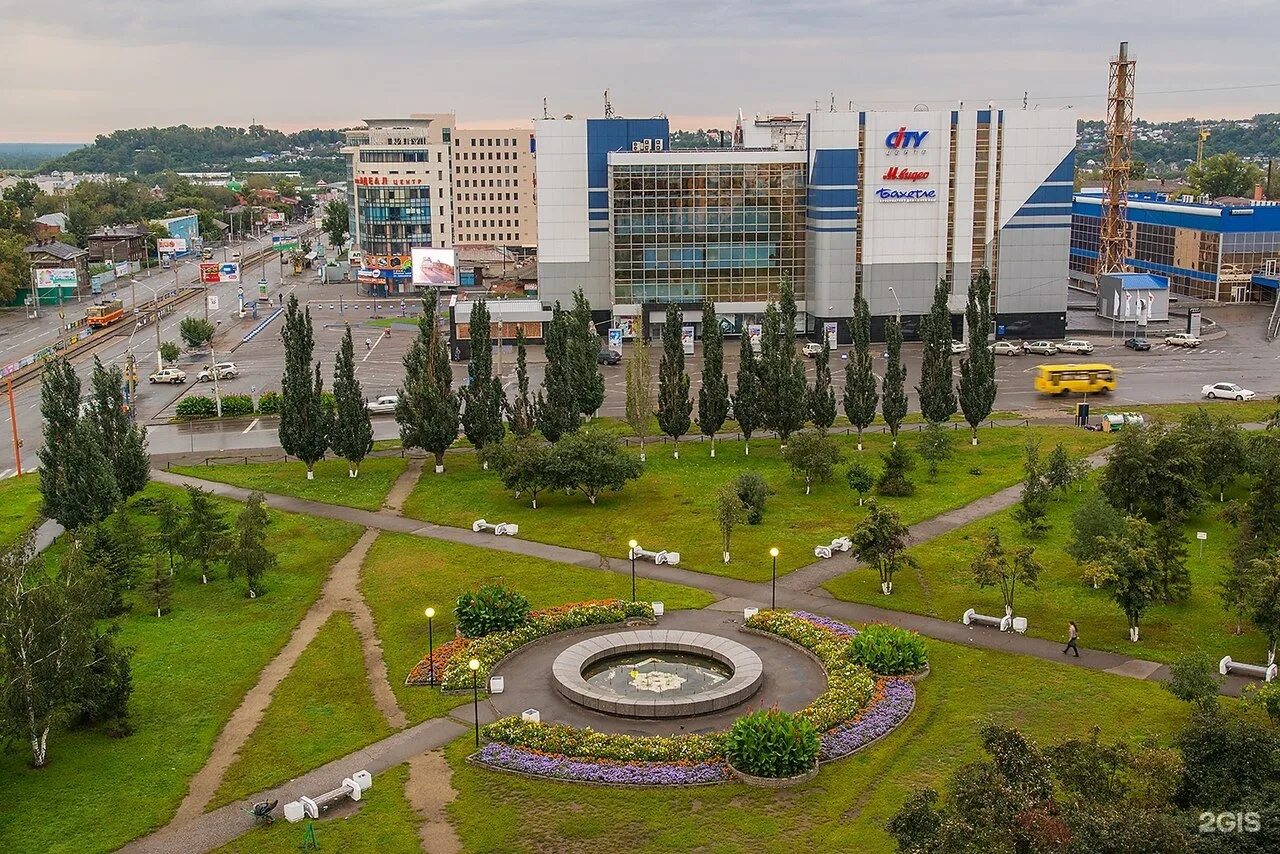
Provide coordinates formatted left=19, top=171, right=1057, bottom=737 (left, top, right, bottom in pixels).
left=451, top=128, right=537, bottom=249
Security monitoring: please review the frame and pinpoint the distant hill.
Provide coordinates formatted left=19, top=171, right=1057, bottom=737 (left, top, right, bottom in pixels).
left=0, top=142, right=85, bottom=170
left=1077, top=113, right=1280, bottom=169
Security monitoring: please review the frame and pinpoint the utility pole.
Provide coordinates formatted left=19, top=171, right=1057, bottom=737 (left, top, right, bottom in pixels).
left=6, top=375, right=22, bottom=476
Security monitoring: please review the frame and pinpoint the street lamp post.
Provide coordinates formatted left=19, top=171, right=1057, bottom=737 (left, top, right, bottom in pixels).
left=770, top=547, right=779, bottom=610
left=128, top=278, right=165, bottom=372
left=425, top=607, right=436, bottom=686
left=469, top=658, right=481, bottom=747
left=628, top=539, right=638, bottom=602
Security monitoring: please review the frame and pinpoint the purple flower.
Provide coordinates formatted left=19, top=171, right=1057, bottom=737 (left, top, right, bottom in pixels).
left=793, top=611, right=859, bottom=638
left=819, top=679, right=915, bottom=760
left=474, top=743, right=732, bottom=785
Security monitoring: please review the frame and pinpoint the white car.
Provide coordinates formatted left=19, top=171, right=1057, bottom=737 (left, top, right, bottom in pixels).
left=1025, top=340, right=1058, bottom=356
left=148, top=368, right=186, bottom=384
left=990, top=341, right=1023, bottom=357
left=198, top=362, right=239, bottom=382
left=1201, top=382, right=1255, bottom=401
left=950, top=340, right=969, bottom=355
left=1165, top=332, right=1201, bottom=348
left=1058, top=339, right=1094, bottom=355
left=801, top=342, right=824, bottom=357
left=367, top=394, right=399, bottom=414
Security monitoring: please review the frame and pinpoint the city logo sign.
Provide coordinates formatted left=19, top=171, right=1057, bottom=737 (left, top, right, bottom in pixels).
left=884, top=127, right=929, bottom=149
left=875, top=187, right=938, bottom=202
left=882, top=167, right=930, bottom=181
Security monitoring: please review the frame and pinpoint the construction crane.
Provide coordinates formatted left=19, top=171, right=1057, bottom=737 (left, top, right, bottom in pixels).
left=1196, top=127, right=1211, bottom=166
left=1097, top=41, right=1136, bottom=294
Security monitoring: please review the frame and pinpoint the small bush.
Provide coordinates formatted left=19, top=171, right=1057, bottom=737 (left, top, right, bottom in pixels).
left=175, top=395, right=217, bottom=420
left=1164, top=652, right=1222, bottom=711
left=321, top=390, right=336, bottom=411
left=220, top=394, right=254, bottom=417
left=725, top=708, right=819, bottom=778
left=876, top=443, right=916, bottom=496
left=846, top=624, right=928, bottom=675
left=1244, top=682, right=1280, bottom=724
left=256, top=391, right=282, bottom=414
left=454, top=585, right=531, bottom=638
left=734, top=471, right=773, bottom=525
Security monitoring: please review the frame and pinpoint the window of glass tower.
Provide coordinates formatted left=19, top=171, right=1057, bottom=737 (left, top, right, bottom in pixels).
left=610, top=161, right=806, bottom=303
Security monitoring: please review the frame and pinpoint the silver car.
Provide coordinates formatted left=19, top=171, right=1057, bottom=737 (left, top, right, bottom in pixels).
left=1025, top=340, right=1058, bottom=356
left=990, top=341, right=1023, bottom=357
left=367, top=394, right=399, bottom=414
left=1058, top=339, right=1094, bottom=355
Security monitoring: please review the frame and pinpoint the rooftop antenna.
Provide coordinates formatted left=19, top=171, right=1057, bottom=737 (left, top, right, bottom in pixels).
left=1023, top=91, right=1028, bottom=110
left=604, top=89, right=614, bottom=119
left=542, top=98, right=549, bottom=120
left=830, top=92, right=835, bottom=112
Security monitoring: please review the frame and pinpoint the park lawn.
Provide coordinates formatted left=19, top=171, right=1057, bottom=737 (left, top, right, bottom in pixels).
left=823, top=476, right=1271, bottom=665
left=211, top=763, right=422, bottom=854
left=0, top=472, right=42, bottom=547
left=0, top=483, right=363, bottom=854
left=400, top=426, right=1110, bottom=583
left=169, top=455, right=409, bottom=511
left=359, top=533, right=717, bottom=725
left=1121, top=400, right=1277, bottom=425
left=444, top=639, right=1192, bottom=854
left=209, top=611, right=395, bottom=810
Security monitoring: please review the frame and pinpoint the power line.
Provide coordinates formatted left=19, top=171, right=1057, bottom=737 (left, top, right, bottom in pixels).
left=849, top=81, right=1280, bottom=107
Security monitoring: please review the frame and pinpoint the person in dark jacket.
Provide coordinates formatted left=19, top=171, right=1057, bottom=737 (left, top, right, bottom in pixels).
left=1063, top=621, right=1080, bottom=657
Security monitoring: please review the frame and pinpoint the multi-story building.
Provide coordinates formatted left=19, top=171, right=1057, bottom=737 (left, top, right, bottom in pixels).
left=536, top=108, right=1075, bottom=340
left=451, top=129, right=536, bottom=249
left=1070, top=191, right=1280, bottom=302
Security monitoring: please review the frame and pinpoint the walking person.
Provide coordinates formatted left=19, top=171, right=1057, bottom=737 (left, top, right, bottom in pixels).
left=365, top=337, right=372, bottom=352
left=1063, top=621, right=1080, bottom=657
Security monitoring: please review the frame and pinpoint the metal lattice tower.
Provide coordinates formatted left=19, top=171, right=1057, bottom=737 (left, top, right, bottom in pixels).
left=1097, top=41, right=1136, bottom=291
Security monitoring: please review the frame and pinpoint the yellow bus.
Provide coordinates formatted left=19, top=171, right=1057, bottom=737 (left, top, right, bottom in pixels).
left=1033, top=363, right=1118, bottom=396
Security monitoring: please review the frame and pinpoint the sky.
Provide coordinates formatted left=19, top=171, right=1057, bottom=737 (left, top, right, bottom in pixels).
left=1, top=0, right=1277, bottom=142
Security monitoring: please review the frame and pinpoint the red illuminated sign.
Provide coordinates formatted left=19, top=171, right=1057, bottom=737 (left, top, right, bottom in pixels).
left=882, top=167, right=930, bottom=181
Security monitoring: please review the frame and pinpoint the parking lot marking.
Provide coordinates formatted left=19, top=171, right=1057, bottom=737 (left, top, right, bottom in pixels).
left=243, top=418, right=260, bottom=434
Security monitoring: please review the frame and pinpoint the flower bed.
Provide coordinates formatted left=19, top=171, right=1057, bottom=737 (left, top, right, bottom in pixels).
left=482, top=717, right=723, bottom=763
left=473, top=743, right=732, bottom=786
left=820, top=677, right=915, bottom=760
left=405, top=637, right=467, bottom=686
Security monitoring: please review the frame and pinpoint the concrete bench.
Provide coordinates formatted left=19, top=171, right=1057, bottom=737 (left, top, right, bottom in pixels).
left=963, top=608, right=1012, bottom=632
left=629, top=544, right=680, bottom=566
left=472, top=519, right=519, bottom=536
left=813, top=536, right=853, bottom=560
left=1219, top=656, right=1278, bottom=682
left=283, top=770, right=372, bottom=823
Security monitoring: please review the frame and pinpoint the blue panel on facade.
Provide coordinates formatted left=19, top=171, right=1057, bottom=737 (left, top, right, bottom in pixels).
left=806, top=208, right=859, bottom=221
left=1002, top=222, right=1070, bottom=230
left=810, top=148, right=858, bottom=188
left=806, top=225, right=857, bottom=233
left=588, top=211, right=608, bottom=221
left=1047, top=151, right=1074, bottom=183
left=587, top=118, right=670, bottom=189
left=1073, top=197, right=1280, bottom=233
left=1013, top=205, right=1074, bottom=218
left=588, top=190, right=609, bottom=210
left=1022, top=184, right=1075, bottom=207
left=977, top=110, right=991, bottom=124
left=806, top=187, right=858, bottom=208
left=1253, top=274, right=1279, bottom=290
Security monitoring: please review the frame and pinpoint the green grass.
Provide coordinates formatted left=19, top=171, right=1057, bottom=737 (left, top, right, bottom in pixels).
left=209, top=611, right=395, bottom=809
left=824, top=477, right=1271, bottom=664
left=1119, top=400, right=1278, bottom=424
left=169, top=456, right=409, bottom=511
left=366, top=317, right=422, bottom=328
left=359, top=533, right=717, bottom=724
left=0, top=483, right=363, bottom=854
left=445, top=639, right=1192, bottom=853
left=210, top=763, right=423, bottom=854
left=0, top=472, right=42, bottom=547
left=400, top=427, right=1111, bottom=582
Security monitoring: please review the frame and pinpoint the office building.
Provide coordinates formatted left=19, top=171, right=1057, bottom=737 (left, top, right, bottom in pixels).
left=535, top=108, right=1075, bottom=340
left=452, top=128, right=536, bottom=249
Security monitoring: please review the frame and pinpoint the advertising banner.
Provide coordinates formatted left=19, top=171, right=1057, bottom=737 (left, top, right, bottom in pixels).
left=156, top=238, right=187, bottom=255
left=411, top=247, right=458, bottom=286
left=272, top=235, right=300, bottom=252
left=607, top=328, right=622, bottom=353
left=200, top=263, right=221, bottom=284
left=207, top=294, right=220, bottom=312
left=615, top=316, right=639, bottom=339
left=220, top=262, right=241, bottom=283
left=267, top=211, right=285, bottom=224
left=747, top=323, right=763, bottom=351
left=361, top=254, right=413, bottom=280
left=35, top=268, right=78, bottom=290
left=681, top=324, right=695, bottom=356
left=824, top=322, right=839, bottom=349
left=1188, top=307, right=1202, bottom=338
left=258, top=278, right=269, bottom=300
left=114, top=261, right=130, bottom=277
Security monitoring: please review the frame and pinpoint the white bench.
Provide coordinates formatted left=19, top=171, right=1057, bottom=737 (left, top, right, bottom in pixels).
left=283, top=770, right=373, bottom=823
left=813, top=536, right=853, bottom=560
left=629, top=544, right=680, bottom=566
left=1219, top=656, right=1278, bottom=682
left=963, top=608, right=1012, bottom=632
left=472, top=519, right=519, bottom=536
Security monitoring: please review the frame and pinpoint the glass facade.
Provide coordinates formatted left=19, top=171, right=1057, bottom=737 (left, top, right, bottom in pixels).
left=355, top=186, right=433, bottom=256
left=1071, top=213, right=1230, bottom=300
left=610, top=161, right=806, bottom=303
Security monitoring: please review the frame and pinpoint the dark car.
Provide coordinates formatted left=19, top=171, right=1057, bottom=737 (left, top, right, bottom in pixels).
left=597, top=349, right=622, bottom=366
left=1124, top=337, right=1151, bottom=351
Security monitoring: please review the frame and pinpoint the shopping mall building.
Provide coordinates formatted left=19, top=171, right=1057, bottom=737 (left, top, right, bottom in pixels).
left=535, top=108, right=1076, bottom=341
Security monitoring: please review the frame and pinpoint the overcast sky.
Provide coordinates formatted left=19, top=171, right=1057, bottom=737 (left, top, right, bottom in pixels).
left=1, top=0, right=1276, bottom=142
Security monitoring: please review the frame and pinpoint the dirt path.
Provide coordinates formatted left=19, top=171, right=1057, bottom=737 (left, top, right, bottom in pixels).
left=405, top=751, right=462, bottom=854
left=384, top=457, right=424, bottom=514
left=171, top=528, right=394, bottom=823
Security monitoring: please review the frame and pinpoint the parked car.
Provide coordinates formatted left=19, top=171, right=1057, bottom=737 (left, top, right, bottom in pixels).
left=366, top=394, right=399, bottom=414
left=1165, top=332, right=1201, bottom=348
left=597, top=349, right=622, bottom=366
left=990, top=341, right=1023, bottom=357
left=1024, top=340, right=1058, bottom=355
left=197, top=362, right=239, bottom=382
left=950, top=340, right=969, bottom=355
left=1058, top=339, right=1094, bottom=355
left=148, top=368, right=186, bottom=384
left=801, top=341, right=824, bottom=357
left=1201, top=382, right=1255, bottom=401
left=1124, top=337, right=1151, bottom=351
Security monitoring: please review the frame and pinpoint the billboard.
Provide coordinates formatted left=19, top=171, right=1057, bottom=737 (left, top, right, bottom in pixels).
left=272, top=235, right=300, bottom=252
left=681, top=324, right=695, bottom=355
left=220, top=262, right=241, bottom=283
left=156, top=238, right=187, bottom=255
left=114, top=261, right=130, bottom=277
left=267, top=211, right=285, bottom=224
left=411, top=248, right=458, bottom=286
left=35, top=268, right=78, bottom=290
left=200, top=263, right=221, bottom=284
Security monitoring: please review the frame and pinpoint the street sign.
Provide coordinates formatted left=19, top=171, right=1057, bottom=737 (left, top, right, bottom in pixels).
left=1196, top=532, right=1208, bottom=540
left=207, top=295, right=219, bottom=312
left=258, top=278, right=268, bottom=301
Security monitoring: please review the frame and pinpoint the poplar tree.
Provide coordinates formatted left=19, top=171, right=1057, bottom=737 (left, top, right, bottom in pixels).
left=504, top=328, right=537, bottom=438
left=732, top=336, right=763, bottom=455
left=656, top=302, right=692, bottom=458
left=279, top=295, right=330, bottom=479
left=397, top=293, right=460, bottom=472
left=958, top=268, right=997, bottom=445
left=809, top=339, right=837, bottom=433
left=57, top=422, right=121, bottom=532
left=86, top=357, right=149, bottom=497
left=882, top=314, right=908, bottom=444
left=37, top=357, right=81, bottom=526
left=535, top=304, right=581, bottom=442
left=227, top=491, right=275, bottom=598
left=625, top=336, right=654, bottom=461
left=843, top=284, right=878, bottom=451
left=917, top=277, right=957, bottom=424
left=459, top=298, right=506, bottom=463
left=569, top=289, right=605, bottom=418
left=696, top=301, right=729, bottom=457
left=762, top=278, right=808, bottom=445
left=330, top=326, right=373, bottom=477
